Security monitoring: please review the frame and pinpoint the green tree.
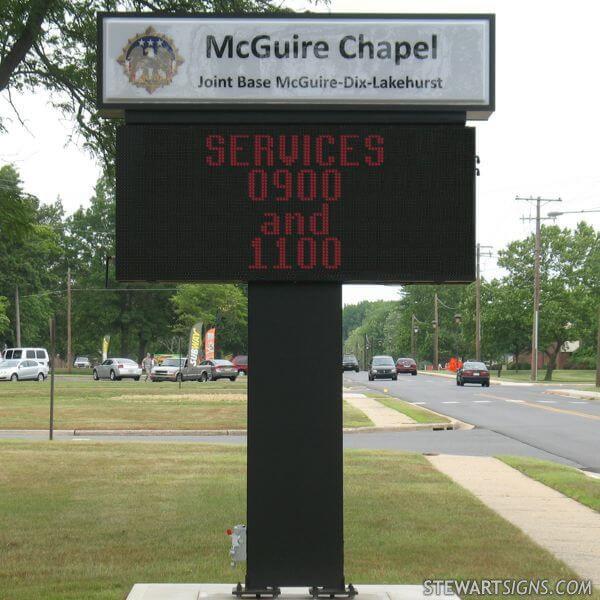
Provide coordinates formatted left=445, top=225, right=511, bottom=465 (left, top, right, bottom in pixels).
left=498, top=223, right=598, bottom=380
left=0, top=164, right=63, bottom=349
left=171, top=284, right=247, bottom=357
left=0, top=164, right=34, bottom=242
left=343, top=286, right=472, bottom=368
left=0, top=0, right=286, bottom=166
left=480, top=280, right=530, bottom=367
left=65, top=176, right=176, bottom=360
left=0, top=296, right=10, bottom=336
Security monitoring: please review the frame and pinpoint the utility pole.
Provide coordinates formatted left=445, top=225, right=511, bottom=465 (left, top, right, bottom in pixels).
left=15, top=286, right=21, bottom=347
left=433, top=293, right=439, bottom=370
left=475, top=244, right=493, bottom=361
left=516, top=196, right=562, bottom=382
left=49, top=316, right=56, bottom=441
left=411, top=314, right=416, bottom=360
left=596, top=305, right=600, bottom=389
left=67, top=268, right=72, bottom=374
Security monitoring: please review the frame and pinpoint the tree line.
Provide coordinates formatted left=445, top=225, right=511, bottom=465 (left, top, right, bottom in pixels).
left=0, top=164, right=248, bottom=361
left=344, top=222, right=599, bottom=381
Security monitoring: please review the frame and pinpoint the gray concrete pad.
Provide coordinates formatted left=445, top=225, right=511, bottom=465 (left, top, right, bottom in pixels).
left=127, top=584, right=456, bottom=600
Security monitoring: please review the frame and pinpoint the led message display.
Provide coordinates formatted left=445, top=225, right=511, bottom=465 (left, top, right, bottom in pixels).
left=116, top=124, right=475, bottom=283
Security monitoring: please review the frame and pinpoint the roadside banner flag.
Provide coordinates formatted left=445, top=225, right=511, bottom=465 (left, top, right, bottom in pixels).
left=205, top=328, right=216, bottom=360
left=102, top=335, right=110, bottom=362
left=188, top=321, right=203, bottom=365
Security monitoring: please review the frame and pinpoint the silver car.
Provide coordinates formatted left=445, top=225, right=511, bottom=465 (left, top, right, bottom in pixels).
left=0, top=359, right=49, bottom=382
left=151, top=358, right=203, bottom=382
left=199, top=359, right=238, bottom=382
left=93, top=358, right=142, bottom=381
left=74, top=356, right=91, bottom=368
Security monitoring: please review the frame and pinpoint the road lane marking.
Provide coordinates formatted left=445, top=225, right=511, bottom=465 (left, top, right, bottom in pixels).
left=478, top=393, right=521, bottom=402
left=412, top=402, right=427, bottom=405
left=442, top=401, right=460, bottom=404
left=473, top=400, right=491, bottom=403
left=477, top=393, right=600, bottom=421
left=569, top=401, right=589, bottom=405
left=537, top=400, right=557, bottom=404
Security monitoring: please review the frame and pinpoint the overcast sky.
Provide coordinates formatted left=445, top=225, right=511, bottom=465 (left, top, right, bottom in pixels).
left=1, top=0, right=598, bottom=306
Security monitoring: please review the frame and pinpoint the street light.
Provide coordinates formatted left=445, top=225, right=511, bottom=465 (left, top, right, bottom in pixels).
left=547, top=209, right=600, bottom=218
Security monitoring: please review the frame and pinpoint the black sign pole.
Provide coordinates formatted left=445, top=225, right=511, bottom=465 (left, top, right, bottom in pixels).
left=245, top=282, right=347, bottom=597
left=119, top=107, right=472, bottom=599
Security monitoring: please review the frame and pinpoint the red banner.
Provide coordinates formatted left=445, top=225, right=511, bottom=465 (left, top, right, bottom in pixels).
left=205, top=328, right=216, bottom=360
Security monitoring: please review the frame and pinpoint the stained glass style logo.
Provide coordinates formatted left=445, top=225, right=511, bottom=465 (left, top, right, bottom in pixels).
left=117, top=26, right=183, bottom=94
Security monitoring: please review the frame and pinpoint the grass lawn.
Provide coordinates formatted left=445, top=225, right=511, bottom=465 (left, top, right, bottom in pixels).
left=0, top=379, right=248, bottom=430
left=1, top=442, right=595, bottom=600
left=365, top=393, right=449, bottom=424
left=499, top=456, right=600, bottom=513
left=494, top=370, right=597, bottom=384
left=0, top=379, right=370, bottom=430
left=55, top=368, right=94, bottom=376
left=580, top=386, right=600, bottom=395
left=343, top=401, right=374, bottom=428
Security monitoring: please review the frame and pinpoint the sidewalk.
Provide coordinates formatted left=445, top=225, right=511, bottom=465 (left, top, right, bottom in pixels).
left=344, top=392, right=415, bottom=427
left=547, top=388, right=600, bottom=401
left=427, top=454, right=600, bottom=585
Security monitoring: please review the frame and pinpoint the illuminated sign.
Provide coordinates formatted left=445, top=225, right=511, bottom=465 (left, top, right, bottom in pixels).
left=116, top=124, right=475, bottom=283
left=99, top=14, right=494, bottom=119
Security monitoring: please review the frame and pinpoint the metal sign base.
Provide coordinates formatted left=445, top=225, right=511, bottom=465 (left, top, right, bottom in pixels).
left=232, top=584, right=358, bottom=599
left=233, top=583, right=281, bottom=598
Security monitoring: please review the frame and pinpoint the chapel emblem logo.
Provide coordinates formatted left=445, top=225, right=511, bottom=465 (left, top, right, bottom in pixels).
left=117, top=26, right=183, bottom=94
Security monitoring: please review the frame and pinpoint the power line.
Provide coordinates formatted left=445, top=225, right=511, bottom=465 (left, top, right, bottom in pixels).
left=437, top=297, right=460, bottom=311
left=20, top=287, right=180, bottom=298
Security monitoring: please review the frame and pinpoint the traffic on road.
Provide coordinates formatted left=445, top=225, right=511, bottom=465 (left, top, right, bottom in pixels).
left=344, top=369, right=600, bottom=472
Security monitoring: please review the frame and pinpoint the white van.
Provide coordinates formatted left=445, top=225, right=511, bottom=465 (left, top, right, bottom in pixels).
left=3, top=348, right=49, bottom=367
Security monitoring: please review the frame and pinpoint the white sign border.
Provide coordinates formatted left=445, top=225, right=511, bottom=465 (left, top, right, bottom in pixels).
left=97, top=12, right=495, bottom=120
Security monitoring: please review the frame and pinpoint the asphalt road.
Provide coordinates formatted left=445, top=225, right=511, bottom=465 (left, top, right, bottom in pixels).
left=344, top=371, right=600, bottom=472
left=2, top=372, right=598, bottom=470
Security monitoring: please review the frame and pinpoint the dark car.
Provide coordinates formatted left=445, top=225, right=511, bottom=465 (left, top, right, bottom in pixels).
left=368, top=355, right=397, bottom=381
left=396, top=357, right=417, bottom=376
left=342, top=354, right=360, bottom=372
left=232, top=355, right=248, bottom=376
left=457, top=361, right=490, bottom=387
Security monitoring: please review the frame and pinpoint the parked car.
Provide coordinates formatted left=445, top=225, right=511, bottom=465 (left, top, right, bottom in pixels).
left=342, top=354, right=360, bottom=372
left=2, top=347, right=49, bottom=367
left=456, top=361, right=490, bottom=387
left=199, top=359, right=238, bottom=382
left=232, top=355, right=248, bottom=376
left=153, top=353, right=183, bottom=365
left=0, top=359, right=48, bottom=382
left=74, top=356, right=91, bottom=368
left=93, top=358, right=142, bottom=381
left=151, top=357, right=202, bottom=382
left=396, top=357, right=417, bottom=376
left=368, top=355, right=397, bottom=381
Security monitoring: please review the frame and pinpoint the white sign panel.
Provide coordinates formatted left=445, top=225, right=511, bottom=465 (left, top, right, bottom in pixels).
left=99, top=14, right=494, bottom=119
